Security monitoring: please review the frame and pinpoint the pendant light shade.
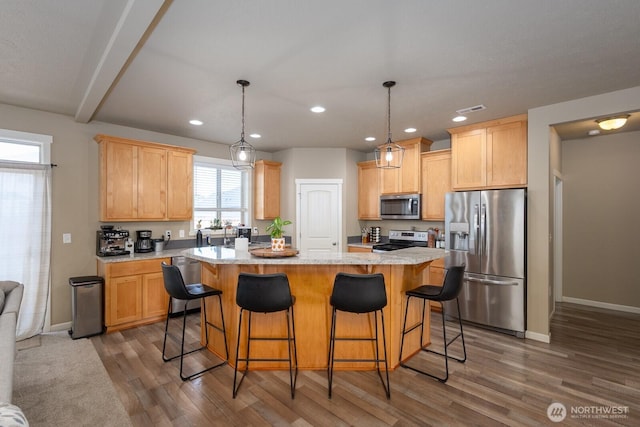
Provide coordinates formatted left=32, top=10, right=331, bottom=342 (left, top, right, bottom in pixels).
left=375, top=81, right=404, bottom=169
left=230, top=79, right=256, bottom=169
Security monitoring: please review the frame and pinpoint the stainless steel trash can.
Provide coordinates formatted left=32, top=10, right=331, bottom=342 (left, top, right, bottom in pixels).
left=69, top=276, right=104, bottom=339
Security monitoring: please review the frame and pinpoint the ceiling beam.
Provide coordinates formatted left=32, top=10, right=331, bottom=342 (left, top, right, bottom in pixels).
left=74, top=0, right=170, bottom=123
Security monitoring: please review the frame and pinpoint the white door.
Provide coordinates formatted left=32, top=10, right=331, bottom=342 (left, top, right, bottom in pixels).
left=296, top=179, right=342, bottom=253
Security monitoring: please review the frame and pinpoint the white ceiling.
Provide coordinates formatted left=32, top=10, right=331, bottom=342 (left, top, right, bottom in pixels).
left=2, top=0, right=640, bottom=151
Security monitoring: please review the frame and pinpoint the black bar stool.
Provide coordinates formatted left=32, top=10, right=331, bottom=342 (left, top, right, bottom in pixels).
left=327, top=272, right=390, bottom=399
left=233, top=272, right=298, bottom=399
left=161, top=262, right=228, bottom=381
left=399, top=265, right=467, bottom=383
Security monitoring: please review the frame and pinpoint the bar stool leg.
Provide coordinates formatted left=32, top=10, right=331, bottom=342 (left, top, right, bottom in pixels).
left=286, top=307, right=298, bottom=399
left=376, top=310, right=391, bottom=398
left=327, top=307, right=337, bottom=398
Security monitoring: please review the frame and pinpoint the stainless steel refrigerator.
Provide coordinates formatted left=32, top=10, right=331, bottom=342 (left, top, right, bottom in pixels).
left=444, top=189, right=526, bottom=337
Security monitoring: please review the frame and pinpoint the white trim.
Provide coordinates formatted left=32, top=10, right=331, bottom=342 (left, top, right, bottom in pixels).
left=525, top=330, right=550, bottom=343
left=49, top=321, right=72, bottom=333
left=562, top=296, right=640, bottom=314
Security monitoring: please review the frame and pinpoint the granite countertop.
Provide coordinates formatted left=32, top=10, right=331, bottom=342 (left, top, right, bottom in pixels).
left=95, top=243, right=273, bottom=264
left=183, top=246, right=447, bottom=265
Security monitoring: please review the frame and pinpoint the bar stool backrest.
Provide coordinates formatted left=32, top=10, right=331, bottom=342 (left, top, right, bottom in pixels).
left=331, top=273, right=387, bottom=313
left=438, top=265, right=466, bottom=301
left=236, top=273, right=293, bottom=312
left=161, top=262, right=191, bottom=300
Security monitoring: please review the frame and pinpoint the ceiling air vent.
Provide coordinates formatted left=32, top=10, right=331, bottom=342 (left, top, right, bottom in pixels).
left=456, top=104, right=487, bottom=115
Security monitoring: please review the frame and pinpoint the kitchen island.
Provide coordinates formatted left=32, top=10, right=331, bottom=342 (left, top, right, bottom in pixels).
left=185, top=246, right=446, bottom=370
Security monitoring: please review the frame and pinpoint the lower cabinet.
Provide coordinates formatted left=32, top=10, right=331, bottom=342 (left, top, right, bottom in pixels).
left=427, top=258, right=446, bottom=311
left=347, top=245, right=373, bottom=253
left=98, top=258, right=170, bottom=333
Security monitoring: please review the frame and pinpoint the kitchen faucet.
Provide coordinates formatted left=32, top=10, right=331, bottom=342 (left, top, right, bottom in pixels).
left=223, top=226, right=234, bottom=247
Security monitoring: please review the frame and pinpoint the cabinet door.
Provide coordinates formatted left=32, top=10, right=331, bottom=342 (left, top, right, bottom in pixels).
left=142, top=272, right=169, bottom=318
left=486, top=120, right=527, bottom=188
left=167, top=150, right=193, bottom=220
left=451, top=129, right=486, bottom=190
left=107, top=275, right=142, bottom=327
left=357, top=160, right=380, bottom=219
left=254, top=160, right=281, bottom=220
left=421, top=150, right=451, bottom=221
left=102, top=141, right=137, bottom=220
left=137, top=146, right=167, bottom=220
left=399, top=142, right=421, bottom=193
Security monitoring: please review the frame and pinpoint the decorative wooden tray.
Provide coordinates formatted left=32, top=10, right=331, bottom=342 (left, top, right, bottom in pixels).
left=249, top=247, right=299, bottom=258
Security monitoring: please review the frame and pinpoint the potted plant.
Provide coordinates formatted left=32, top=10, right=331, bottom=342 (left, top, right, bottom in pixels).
left=266, top=216, right=291, bottom=251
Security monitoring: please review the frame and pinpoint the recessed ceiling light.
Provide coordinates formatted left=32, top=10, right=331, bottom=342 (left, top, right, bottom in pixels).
left=310, top=106, right=326, bottom=113
left=452, top=115, right=467, bottom=122
left=365, top=137, right=376, bottom=142
left=249, top=133, right=261, bottom=138
left=189, top=119, right=203, bottom=126
left=404, top=128, right=417, bottom=133
left=588, top=129, right=601, bottom=136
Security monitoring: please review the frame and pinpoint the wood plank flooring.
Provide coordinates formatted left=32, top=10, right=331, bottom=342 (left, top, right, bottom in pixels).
left=92, top=303, right=640, bottom=426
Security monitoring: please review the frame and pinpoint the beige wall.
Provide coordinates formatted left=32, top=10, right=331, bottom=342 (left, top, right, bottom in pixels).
left=527, top=85, right=640, bottom=340
left=272, top=147, right=367, bottom=248
left=561, top=130, right=640, bottom=307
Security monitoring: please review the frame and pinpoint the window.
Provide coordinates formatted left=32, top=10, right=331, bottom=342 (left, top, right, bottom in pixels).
left=193, top=156, right=249, bottom=230
left=0, top=129, right=51, bottom=164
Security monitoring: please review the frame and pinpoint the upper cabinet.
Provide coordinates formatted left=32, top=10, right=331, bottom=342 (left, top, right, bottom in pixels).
left=357, top=160, right=380, bottom=220
left=448, top=114, right=527, bottom=190
left=420, top=149, right=451, bottom=221
left=254, top=160, right=281, bottom=220
left=380, top=137, right=433, bottom=194
left=95, top=134, right=195, bottom=221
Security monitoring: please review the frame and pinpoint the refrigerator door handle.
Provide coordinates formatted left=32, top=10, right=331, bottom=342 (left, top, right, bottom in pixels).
left=473, top=204, right=480, bottom=254
left=465, top=276, right=519, bottom=287
left=480, top=203, right=487, bottom=256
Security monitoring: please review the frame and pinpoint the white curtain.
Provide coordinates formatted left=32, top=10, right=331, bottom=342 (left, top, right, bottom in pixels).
left=0, top=161, right=52, bottom=340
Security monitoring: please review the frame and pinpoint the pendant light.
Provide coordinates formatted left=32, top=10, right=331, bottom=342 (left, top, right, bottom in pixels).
left=230, top=79, right=256, bottom=169
left=375, top=81, right=404, bottom=169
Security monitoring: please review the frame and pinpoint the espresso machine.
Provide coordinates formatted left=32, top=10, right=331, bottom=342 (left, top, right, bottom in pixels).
left=96, top=226, right=130, bottom=256
left=134, top=230, right=154, bottom=253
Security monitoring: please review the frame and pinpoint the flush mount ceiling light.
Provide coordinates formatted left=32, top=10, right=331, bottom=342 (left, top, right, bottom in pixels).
left=229, top=79, right=256, bottom=170
left=374, top=81, right=404, bottom=169
left=310, top=106, right=326, bottom=113
left=404, top=127, right=417, bottom=133
left=189, top=119, right=203, bottom=126
left=596, top=115, right=630, bottom=131
left=452, top=115, right=467, bottom=122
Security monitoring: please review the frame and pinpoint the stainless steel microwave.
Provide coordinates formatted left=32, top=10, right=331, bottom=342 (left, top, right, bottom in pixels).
left=380, top=194, right=421, bottom=219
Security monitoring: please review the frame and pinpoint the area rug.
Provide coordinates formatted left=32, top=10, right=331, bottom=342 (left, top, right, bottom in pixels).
left=12, top=332, right=131, bottom=427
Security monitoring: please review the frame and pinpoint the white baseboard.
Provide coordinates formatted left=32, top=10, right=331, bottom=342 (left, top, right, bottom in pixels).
left=49, top=321, right=71, bottom=333
left=562, top=297, right=640, bottom=314
left=525, top=330, right=550, bottom=343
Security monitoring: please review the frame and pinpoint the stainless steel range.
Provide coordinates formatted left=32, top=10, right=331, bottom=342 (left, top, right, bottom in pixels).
left=372, top=230, right=429, bottom=252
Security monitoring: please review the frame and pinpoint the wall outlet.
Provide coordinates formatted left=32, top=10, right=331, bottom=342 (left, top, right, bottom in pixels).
left=164, top=230, right=171, bottom=239
left=252, top=227, right=259, bottom=234
left=63, top=233, right=71, bottom=244
left=179, top=229, right=185, bottom=238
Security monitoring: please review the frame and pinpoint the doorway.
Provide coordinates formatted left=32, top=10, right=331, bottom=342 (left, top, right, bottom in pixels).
left=295, top=179, right=342, bottom=253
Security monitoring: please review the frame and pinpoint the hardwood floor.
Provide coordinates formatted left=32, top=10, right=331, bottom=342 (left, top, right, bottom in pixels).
left=92, top=303, right=640, bottom=426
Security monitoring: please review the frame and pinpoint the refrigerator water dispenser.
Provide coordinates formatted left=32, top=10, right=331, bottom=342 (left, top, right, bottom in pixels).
left=448, top=222, right=470, bottom=251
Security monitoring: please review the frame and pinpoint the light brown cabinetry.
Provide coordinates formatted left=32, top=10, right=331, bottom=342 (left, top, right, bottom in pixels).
left=420, top=149, right=451, bottom=221
left=95, top=134, right=195, bottom=221
left=448, top=114, right=527, bottom=190
left=254, top=160, right=282, bottom=220
left=380, top=137, right=432, bottom=194
left=347, top=245, right=373, bottom=253
left=426, top=258, right=446, bottom=311
left=357, top=160, right=380, bottom=220
left=98, top=258, right=170, bottom=333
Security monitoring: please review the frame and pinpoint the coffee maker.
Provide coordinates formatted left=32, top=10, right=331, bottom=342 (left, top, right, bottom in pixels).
left=96, top=226, right=130, bottom=256
left=134, top=230, right=154, bottom=253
